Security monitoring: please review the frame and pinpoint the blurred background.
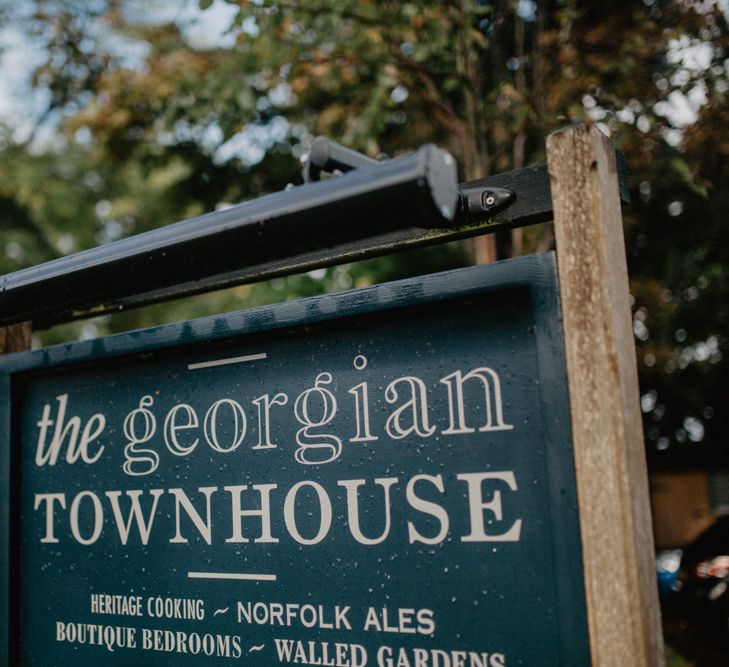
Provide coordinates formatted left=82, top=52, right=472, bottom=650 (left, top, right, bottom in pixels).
left=0, top=1, right=728, bottom=663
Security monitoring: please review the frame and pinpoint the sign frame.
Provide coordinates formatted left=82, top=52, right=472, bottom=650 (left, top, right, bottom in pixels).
left=0, top=252, right=591, bottom=665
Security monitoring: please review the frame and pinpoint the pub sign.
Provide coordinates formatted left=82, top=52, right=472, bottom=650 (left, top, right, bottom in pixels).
left=1, top=253, right=589, bottom=665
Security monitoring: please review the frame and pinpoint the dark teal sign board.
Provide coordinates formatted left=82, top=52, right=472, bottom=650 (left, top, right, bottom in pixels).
left=0, top=252, right=590, bottom=666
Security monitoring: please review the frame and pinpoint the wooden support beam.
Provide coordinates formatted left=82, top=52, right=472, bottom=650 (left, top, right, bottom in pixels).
left=0, top=320, right=30, bottom=667
left=547, top=124, right=664, bottom=666
left=0, top=322, right=31, bottom=354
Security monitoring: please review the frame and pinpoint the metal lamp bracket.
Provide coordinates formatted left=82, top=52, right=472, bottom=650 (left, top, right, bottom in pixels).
left=304, top=137, right=516, bottom=222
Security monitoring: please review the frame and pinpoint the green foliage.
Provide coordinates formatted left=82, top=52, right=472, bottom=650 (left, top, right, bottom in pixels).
left=664, top=645, right=694, bottom=667
left=0, top=0, right=728, bottom=466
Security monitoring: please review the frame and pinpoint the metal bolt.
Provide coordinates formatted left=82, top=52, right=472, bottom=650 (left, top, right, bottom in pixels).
left=484, top=192, right=496, bottom=208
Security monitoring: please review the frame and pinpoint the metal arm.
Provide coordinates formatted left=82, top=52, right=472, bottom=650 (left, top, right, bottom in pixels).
left=304, top=137, right=516, bottom=221
left=0, top=138, right=629, bottom=329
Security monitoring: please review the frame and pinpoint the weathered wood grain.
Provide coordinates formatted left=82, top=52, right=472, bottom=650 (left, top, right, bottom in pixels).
left=0, top=322, right=31, bottom=354
left=547, top=124, right=664, bottom=666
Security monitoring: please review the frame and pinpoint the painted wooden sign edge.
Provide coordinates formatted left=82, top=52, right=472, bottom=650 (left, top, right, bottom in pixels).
left=0, top=251, right=590, bottom=665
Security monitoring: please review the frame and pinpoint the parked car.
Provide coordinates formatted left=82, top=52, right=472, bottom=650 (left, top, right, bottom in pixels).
left=656, top=548, right=682, bottom=601
left=673, top=515, right=729, bottom=642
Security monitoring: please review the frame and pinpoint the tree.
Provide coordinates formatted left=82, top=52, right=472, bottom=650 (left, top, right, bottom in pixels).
left=1, top=0, right=728, bottom=465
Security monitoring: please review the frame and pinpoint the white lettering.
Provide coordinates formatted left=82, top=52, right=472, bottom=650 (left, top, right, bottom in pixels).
left=169, top=487, right=216, bottom=544
left=105, top=489, right=163, bottom=545
left=204, top=399, right=247, bottom=453
left=69, top=491, right=103, bottom=545
left=34, top=492, right=66, bottom=543
left=163, top=404, right=199, bottom=456
left=225, top=484, right=278, bottom=544
left=457, top=472, right=522, bottom=542
left=441, top=368, right=513, bottom=434
left=251, top=393, right=288, bottom=450
left=338, top=477, right=398, bottom=545
left=284, top=481, right=332, bottom=545
left=385, top=376, right=436, bottom=440
left=406, top=474, right=449, bottom=545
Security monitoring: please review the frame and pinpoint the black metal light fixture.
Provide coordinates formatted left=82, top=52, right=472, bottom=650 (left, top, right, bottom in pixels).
left=0, top=136, right=626, bottom=328
left=0, top=144, right=459, bottom=327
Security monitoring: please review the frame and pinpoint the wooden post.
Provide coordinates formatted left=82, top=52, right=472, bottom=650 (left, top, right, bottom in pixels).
left=546, top=125, right=664, bottom=666
left=0, top=322, right=31, bottom=355
left=0, top=320, right=30, bottom=667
